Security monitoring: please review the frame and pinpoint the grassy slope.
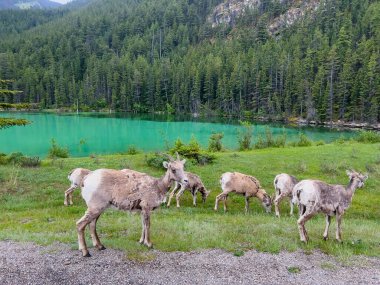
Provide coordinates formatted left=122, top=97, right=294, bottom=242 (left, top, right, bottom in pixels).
left=0, top=142, right=379, bottom=259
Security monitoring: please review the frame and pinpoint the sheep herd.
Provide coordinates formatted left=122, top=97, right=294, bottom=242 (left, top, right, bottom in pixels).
left=65, top=154, right=368, bottom=257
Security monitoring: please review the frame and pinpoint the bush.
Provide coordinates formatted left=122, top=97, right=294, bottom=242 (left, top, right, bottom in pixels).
left=315, top=140, right=325, bottom=146
left=48, top=139, right=69, bottom=159
left=254, top=128, right=287, bottom=149
left=20, top=156, right=41, bottom=167
left=7, top=152, right=25, bottom=164
left=126, top=145, right=139, bottom=155
left=145, top=152, right=168, bottom=169
left=237, top=121, right=253, bottom=150
left=0, top=153, right=7, bottom=165
left=355, top=130, right=380, bottom=143
left=295, top=133, right=312, bottom=147
left=208, top=133, right=224, bottom=152
left=166, top=136, right=215, bottom=165
left=170, top=136, right=201, bottom=159
left=2, top=152, right=41, bottom=167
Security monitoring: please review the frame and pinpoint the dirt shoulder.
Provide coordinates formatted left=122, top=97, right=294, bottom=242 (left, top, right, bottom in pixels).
left=0, top=241, right=379, bottom=285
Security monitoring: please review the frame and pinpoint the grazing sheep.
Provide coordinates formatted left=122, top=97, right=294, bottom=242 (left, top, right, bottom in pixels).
left=65, top=168, right=91, bottom=206
left=167, top=171, right=210, bottom=207
left=215, top=172, right=272, bottom=213
left=292, top=170, right=368, bottom=243
left=273, top=173, right=298, bottom=217
left=76, top=153, right=188, bottom=257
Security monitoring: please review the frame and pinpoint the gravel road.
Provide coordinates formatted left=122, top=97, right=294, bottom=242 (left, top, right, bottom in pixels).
left=0, top=241, right=379, bottom=285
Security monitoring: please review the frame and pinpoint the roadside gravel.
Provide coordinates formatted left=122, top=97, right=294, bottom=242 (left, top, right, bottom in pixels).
left=0, top=241, right=379, bottom=285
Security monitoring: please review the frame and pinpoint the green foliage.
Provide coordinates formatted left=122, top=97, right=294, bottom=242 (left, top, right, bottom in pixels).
left=208, top=132, right=224, bottom=152
left=254, top=127, right=287, bottom=149
left=237, top=121, right=253, bottom=151
left=355, top=131, right=380, bottom=143
left=1, top=152, right=41, bottom=167
left=169, top=136, right=215, bottom=165
left=126, top=145, right=140, bottom=155
left=0, top=118, right=30, bottom=129
left=0, top=1, right=378, bottom=123
left=47, top=139, right=69, bottom=159
left=145, top=152, right=168, bottom=169
left=290, top=133, right=313, bottom=147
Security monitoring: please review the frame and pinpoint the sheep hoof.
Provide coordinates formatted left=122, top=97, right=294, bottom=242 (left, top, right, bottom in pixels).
left=83, top=252, right=91, bottom=258
left=98, top=245, right=106, bottom=250
left=323, top=236, right=328, bottom=241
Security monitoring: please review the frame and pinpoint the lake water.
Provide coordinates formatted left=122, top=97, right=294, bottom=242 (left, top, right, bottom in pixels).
left=0, top=112, right=355, bottom=157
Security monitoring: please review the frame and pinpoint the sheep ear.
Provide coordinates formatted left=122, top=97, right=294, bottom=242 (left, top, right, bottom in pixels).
left=181, top=159, right=186, bottom=165
left=346, top=170, right=352, bottom=177
left=163, top=161, right=169, bottom=169
left=364, top=173, right=369, bottom=180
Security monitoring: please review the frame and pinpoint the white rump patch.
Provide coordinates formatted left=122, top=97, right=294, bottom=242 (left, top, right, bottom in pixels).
left=81, top=169, right=103, bottom=204
left=220, top=172, right=233, bottom=191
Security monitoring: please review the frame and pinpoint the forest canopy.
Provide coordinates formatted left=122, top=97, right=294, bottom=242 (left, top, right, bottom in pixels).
left=0, top=0, right=379, bottom=123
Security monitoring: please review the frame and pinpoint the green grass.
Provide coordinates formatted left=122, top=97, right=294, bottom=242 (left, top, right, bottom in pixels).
left=0, top=142, right=379, bottom=258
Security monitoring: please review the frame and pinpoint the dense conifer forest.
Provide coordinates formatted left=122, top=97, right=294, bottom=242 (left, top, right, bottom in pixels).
left=0, top=0, right=379, bottom=123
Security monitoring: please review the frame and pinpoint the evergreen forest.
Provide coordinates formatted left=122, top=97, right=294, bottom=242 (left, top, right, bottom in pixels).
left=0, top=0, right=379, bottom=123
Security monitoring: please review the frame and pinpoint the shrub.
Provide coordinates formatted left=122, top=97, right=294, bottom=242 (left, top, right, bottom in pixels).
left=126, top=145, right=139, bottom=155
left=20, top=156, right=41, bottom=167
left=355, top=130, right=380, bottom=143
left=7, top=152, right=25, bottom=164
left=254, top=135, right=266, bottom=149
left=48, top=139, right=69, bottom=159
left=315, top=140, right=325, bottom=146
left=296, top=133, right=312, bottom=147
left=170, top=136, right=201, bottom=159
left=237, top=121, right=253, bottom=150
left=0, top=153, right=8, bottom=165
left=208, top=133, right=224, bottom=152
left=145, top=152, right=168, bottom=169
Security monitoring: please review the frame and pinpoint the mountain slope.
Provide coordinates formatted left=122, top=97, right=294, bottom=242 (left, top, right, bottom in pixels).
left=0, top=0, right=62, bottom=9
left=0, top=0, right=379, bottom=123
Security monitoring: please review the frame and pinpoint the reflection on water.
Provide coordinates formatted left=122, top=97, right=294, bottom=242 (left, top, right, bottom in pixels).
left=0, top=112, right=356, bottom=157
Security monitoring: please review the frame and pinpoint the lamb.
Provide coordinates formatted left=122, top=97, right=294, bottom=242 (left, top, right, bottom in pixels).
left=166, top=172, right=210, bottom=207
left=273, top=173, right=298, bottom=217
left=214, top=172, right=272, bottom=213
left=76, top=153, right=188, bottom=257
left=64, top=168, right=91, bottom=206
left=292, top=170, right=368, bottom=243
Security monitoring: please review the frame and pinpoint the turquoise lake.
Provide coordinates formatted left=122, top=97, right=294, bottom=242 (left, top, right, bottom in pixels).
left=0, top=112, right=355, bottom=157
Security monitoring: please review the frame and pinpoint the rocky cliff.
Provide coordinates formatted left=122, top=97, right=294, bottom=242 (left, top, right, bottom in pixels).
left=208, top=0, right=321, bottom=35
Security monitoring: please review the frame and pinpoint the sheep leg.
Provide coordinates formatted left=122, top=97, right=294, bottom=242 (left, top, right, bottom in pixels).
left=297, top=209, right=316, bottom=243
left=323, top=215, right=331, bottom=241
left=139, top=209, right=152, bottom=248
left=167, top=182, right=180, bottom=207
left=245, top=196, right=250, bottom=214
left=64, top=186, right=76, bottom=206
left=335, top=213, right=343, bottom=243
left=289, top=199, right=294, bottom=216
left=89, top=215, right=106, bottom=250
left=274, top=192, right=286, bottom=217
left=192, top=189, right=198, bottom=207
left=76, top=209, right=99, bottom=257
left=214, top=191, right=228, bottom=211
left=223, top=196, right=228, bottom=213
left=175, top=184, right=187, bottom=208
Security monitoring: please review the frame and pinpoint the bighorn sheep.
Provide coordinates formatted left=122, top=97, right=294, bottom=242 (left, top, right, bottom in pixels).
left=65, top=168, right=91, bottom=206
left=273, top=173, right=298, bottom=217
left=77, top=154, right=188, bottom=257
left=292, top=170, right=368, bottom=243
left=64, top=168, right=142, bottom=206
left=167, top=172, right=210, bottom=207
left=215, top=172, right=272, bottom=213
